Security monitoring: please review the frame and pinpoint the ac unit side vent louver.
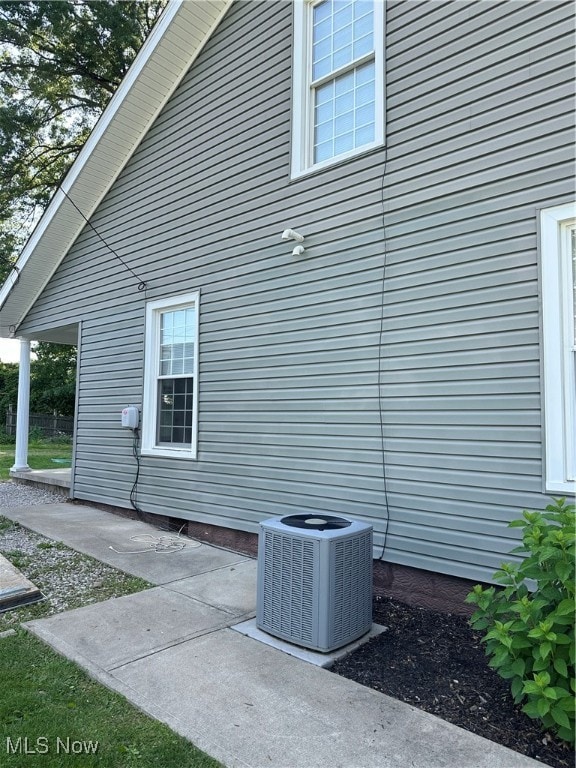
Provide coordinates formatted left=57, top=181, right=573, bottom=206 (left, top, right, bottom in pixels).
left=257, top=515, right=373, bottom=653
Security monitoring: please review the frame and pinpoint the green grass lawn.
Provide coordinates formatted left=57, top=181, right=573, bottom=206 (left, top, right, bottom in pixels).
left=0, top=439, right=222, bottom=767
left=0, top=630, right=222, bottom=768
left=0, top=439, right=72, bottom=481
left=0, top=515, right=221, bottom=768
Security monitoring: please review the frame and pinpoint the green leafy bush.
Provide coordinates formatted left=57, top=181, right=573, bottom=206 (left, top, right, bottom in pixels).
left=28, top=426, right=48, bottom=444
left=466, top=498, right=575, bottom=744
left=0, top=429, right=16, bottom=444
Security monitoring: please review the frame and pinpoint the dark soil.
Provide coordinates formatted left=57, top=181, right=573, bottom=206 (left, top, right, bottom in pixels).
left=331, top=596, right=574, bottom=768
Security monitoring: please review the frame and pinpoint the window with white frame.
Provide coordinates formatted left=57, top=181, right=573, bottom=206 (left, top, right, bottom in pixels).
left=540, top=203, right=576, bottom=493
left=142, top=293, right=199, bottom=458
left=291, top=0, right=384, bottom=177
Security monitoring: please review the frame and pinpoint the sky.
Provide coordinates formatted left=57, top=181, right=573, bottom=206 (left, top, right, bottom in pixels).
left=0, top=338, right=21, bottom=363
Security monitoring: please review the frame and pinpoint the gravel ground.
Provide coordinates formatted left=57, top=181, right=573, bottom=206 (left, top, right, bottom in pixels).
left=0, top=481, right=149, bottom=629
left=0, top=481, right=63, bottom=508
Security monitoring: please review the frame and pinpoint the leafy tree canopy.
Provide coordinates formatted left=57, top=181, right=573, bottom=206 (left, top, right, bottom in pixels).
left=0, top=361, right=18, bottom=416
left=0, top=0, right=167, bottom=418
left=0, top=344, right=76, bottom=420
left=30, top=342, right=77, bottom=416
left=0, top=0, right=167, bottom=283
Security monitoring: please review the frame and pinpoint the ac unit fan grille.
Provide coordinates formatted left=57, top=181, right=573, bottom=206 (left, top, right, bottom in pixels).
left=261, top=531, right=315, bottom=644
left=330, top=531, right=373, bottom=647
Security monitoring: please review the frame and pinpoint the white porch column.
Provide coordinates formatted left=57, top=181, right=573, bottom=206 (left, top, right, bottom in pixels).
left=11, top=339, right=31, bottom=472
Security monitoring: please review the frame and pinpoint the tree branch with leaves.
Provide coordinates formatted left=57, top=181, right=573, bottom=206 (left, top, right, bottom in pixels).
left=0, top=0, right=167, bottom=284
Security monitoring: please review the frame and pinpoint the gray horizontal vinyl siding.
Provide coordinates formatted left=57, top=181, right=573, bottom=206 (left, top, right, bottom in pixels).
left=379, top=0, right=575, bottom=579
left=18, top=0, right=575, bottom=583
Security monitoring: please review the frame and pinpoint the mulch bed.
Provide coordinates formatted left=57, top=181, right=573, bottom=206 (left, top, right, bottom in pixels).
left=331, top=596, right=574, bottom=768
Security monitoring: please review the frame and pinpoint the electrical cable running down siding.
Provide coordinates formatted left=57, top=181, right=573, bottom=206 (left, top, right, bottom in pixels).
left=128, top=428, right=187, bottom=536
left=376, top=3, right=391, bottom=560
left=376, top=144, right=391, bottom=562
left=59, top=187, right=148, bottom=292
left=130, top=428, right=144, bottom=516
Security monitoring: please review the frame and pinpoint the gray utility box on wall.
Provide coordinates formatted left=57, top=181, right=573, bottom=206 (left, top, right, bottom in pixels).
left=256, top=514, right=373, bottom=653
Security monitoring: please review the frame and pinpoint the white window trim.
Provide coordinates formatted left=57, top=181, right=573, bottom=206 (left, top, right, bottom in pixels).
left=141, top=292, right=200, bottom=459
left=291, top=0, right=385, bottom=179
left=540, top=203, right=576, bottom=494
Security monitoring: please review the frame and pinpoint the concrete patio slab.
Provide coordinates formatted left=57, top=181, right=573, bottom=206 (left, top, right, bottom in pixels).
left=109, top=628, right=541, bottom=768
left=164, top=559, right=257, bottom=616
left=98, top=539, right=249, bottom=586
left=231, top=618, right=387, bottom=668
left=1, top=503, right=250, bottom=584
left=10, top=468, right=71, bottom=492
left=26, top=587, right=237, bottom=671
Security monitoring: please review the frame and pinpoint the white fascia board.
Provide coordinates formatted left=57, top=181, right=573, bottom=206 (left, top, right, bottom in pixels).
left=0, top=0, right=233, bottom=333
left=0, top=1, right=182, bottom=307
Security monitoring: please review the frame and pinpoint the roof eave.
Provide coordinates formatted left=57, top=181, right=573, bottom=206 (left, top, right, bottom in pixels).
left=0, top=0, right=233, bottom=337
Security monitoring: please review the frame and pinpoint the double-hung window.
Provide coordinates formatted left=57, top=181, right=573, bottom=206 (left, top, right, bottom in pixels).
left=540, top=203, right=576, bottom=493
left=291, top=0, right=384, bottom=177
left=142, top=293, right=199, bottom=458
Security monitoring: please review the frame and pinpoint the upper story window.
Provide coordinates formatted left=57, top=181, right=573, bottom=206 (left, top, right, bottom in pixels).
left=291, top=0, right=384, bottom=178
left=540, top=203, right=576, bottom=494
left=141, top=292, right=199, bottom=459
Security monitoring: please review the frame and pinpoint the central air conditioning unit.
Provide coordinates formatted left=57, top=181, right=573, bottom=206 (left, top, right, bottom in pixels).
left=256, top=514, right=373, bottom=653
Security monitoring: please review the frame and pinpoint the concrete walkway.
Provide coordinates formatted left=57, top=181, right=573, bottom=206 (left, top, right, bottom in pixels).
left=1, top=502, right=545, bottom=768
